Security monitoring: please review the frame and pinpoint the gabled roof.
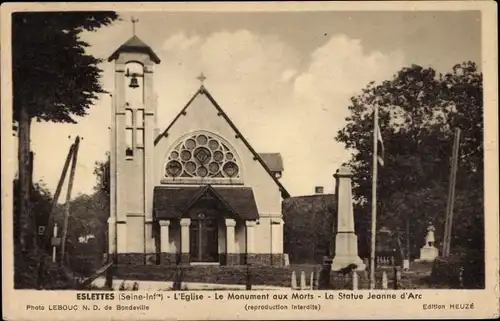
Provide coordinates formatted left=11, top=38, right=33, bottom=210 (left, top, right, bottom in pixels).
left=258, top=153, right=284, bottom=172
left=153, top=185, right=259, bottom=220
left=108, top=35, right=161, bottom=64
left=154, top=86, right=291, bottom=199
left=182, top=185, right=240, bottom=219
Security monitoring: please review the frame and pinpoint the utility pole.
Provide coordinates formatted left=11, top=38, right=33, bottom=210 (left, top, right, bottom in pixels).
left=369, top=105, right=380, bottom=289
left=37, top=141, right=76, bottom=288
left=42, top=143, right=75, bottom=249
left=442, top=128, right=461, bottom=258
left=60, top=136, right=81, bottom=265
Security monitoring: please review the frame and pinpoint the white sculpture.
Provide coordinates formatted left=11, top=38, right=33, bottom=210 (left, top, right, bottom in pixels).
left=425, top=224, right=436, bottom=247
left=417, top=223, right=438, bottom=262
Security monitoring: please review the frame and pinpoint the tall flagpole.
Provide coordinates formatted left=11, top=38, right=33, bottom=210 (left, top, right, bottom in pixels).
left=369, top=104, right=379, bottom=289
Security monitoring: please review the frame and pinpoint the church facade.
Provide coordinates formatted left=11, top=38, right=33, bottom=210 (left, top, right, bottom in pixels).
left=107, top=36, right=290, bottom=266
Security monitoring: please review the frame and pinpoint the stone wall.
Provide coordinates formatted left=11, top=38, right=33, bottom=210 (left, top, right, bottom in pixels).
left=247, top=254, right=284, bottom=266
left=115, top=264, right=315, bottom=287
left=116, top=253, right=145, bottom=265
left=117, top=253, right=284, bottom=267
left=160, top=253, right=177, bottom=265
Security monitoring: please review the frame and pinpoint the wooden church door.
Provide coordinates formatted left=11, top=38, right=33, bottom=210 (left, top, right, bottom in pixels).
left=189, top=213, right=219, bottom=262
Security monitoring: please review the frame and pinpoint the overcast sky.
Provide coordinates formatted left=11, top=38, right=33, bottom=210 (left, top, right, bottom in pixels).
left=28, top=10, right=481, bottom=199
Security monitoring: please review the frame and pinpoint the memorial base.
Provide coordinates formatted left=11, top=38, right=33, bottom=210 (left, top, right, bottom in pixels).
left=331, top=256, right=366, bottom=271
left=416, top=246, right=438, bottom=262
left=331, top=232, right=366, bottom=271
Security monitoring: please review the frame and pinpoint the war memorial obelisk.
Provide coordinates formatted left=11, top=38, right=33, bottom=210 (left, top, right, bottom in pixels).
left=331, top=166, right=366, bottom=271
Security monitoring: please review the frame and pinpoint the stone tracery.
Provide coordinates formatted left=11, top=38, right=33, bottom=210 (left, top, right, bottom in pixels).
left=164, top=132, right=241, bottom=180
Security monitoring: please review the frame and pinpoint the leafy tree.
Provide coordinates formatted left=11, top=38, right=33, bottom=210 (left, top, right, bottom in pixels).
left=12, top=11, right=118, bottom=252
left=13, top=179, right=53, bottom=288
left=93, top=153, right=111, bottom=197
left=13, top=179, right=53, bottom=242
left=336, top=62, right=483, bottom=259
left=52, top=192, right=109, bottom=275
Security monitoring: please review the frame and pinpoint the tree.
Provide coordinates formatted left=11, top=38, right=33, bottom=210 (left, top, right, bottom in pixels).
left=13, top=179, right=53, bottom=288
left=51, top=192, right=109, bottom=275
left=12, top=12, right=118, bottom=252
left=336, top=62, right=483, bottom=259
left=93, top=153, right=111, bottom=197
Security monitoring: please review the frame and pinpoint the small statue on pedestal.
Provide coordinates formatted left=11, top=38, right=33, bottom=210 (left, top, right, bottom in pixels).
left=425, top=224, right=436, bottom=247
left=416, top=222, right=439, bottom=262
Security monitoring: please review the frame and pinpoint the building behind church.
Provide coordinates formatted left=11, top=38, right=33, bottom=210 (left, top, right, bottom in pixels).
left=283, top=192, right=337, bottom=264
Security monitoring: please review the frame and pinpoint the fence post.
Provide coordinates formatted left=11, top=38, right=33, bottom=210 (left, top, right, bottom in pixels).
left=245, top=263, right=252, bottom=290
left=105, top=264, right=114, bottom=289
left=314, top=269, right=320, bottom=290
left=173, top=266, right=183, bottom=290
left=393, top=267, right=401, bottom=290
left=320, top=257, right=332, bottom=290
left=300, top=271, right=306, bottom=290
left=382, top=271, right=388, bottom=289
left=403, top=259, right=410, bottom=271
left=310, top=272, right=314, bottom=290
left=291, top=271, right=297, bottom=290
left=352, top=271, right=358, bottom=290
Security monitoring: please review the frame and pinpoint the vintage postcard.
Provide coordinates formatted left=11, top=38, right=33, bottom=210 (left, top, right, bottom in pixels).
left=1, top=1, right=499, bottom=320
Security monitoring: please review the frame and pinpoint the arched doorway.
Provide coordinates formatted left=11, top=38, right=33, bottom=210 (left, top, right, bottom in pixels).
left=189, top=212, right=219, bottom=262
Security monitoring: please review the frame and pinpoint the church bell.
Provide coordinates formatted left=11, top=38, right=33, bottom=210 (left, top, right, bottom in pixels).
left=129, top=75, right=140, bottom=88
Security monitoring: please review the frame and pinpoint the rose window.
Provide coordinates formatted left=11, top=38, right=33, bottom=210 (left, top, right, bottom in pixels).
left=165, top=133, right=241, bottom=179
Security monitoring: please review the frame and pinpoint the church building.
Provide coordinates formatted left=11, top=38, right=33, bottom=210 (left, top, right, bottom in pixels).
left=107, top=35, right=290, bottom=267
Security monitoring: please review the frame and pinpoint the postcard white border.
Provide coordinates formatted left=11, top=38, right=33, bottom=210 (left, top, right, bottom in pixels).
left=2, top=2, right=498, bottom=320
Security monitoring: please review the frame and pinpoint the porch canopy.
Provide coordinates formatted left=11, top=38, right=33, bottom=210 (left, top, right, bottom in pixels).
left=153, top=185, right=259, bottom=220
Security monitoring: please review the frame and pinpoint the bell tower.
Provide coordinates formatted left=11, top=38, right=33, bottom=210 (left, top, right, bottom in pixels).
left=107, top=24, right=161, bottom=265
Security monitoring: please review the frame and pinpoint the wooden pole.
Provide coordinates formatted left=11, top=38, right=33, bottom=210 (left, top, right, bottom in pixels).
left=60, top=136, right=80, bottom=265
left=442, top=128, right=461, bottom=258
left=36, top=142, right=76, bottom=288
left=43, top=143, right=75, bottom=248
left=369, top=105, right=379, bottom=289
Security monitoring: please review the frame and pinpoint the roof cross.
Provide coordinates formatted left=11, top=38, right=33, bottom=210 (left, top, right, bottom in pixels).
left=197, top=72, right=207, bottom=85
left=131, top=17, right=139, bottom=36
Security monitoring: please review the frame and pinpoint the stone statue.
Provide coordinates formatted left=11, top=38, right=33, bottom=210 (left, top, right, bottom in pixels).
left=425, top=224, right=436, bottom=247
left=417, top=222, right=438, bottom=262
